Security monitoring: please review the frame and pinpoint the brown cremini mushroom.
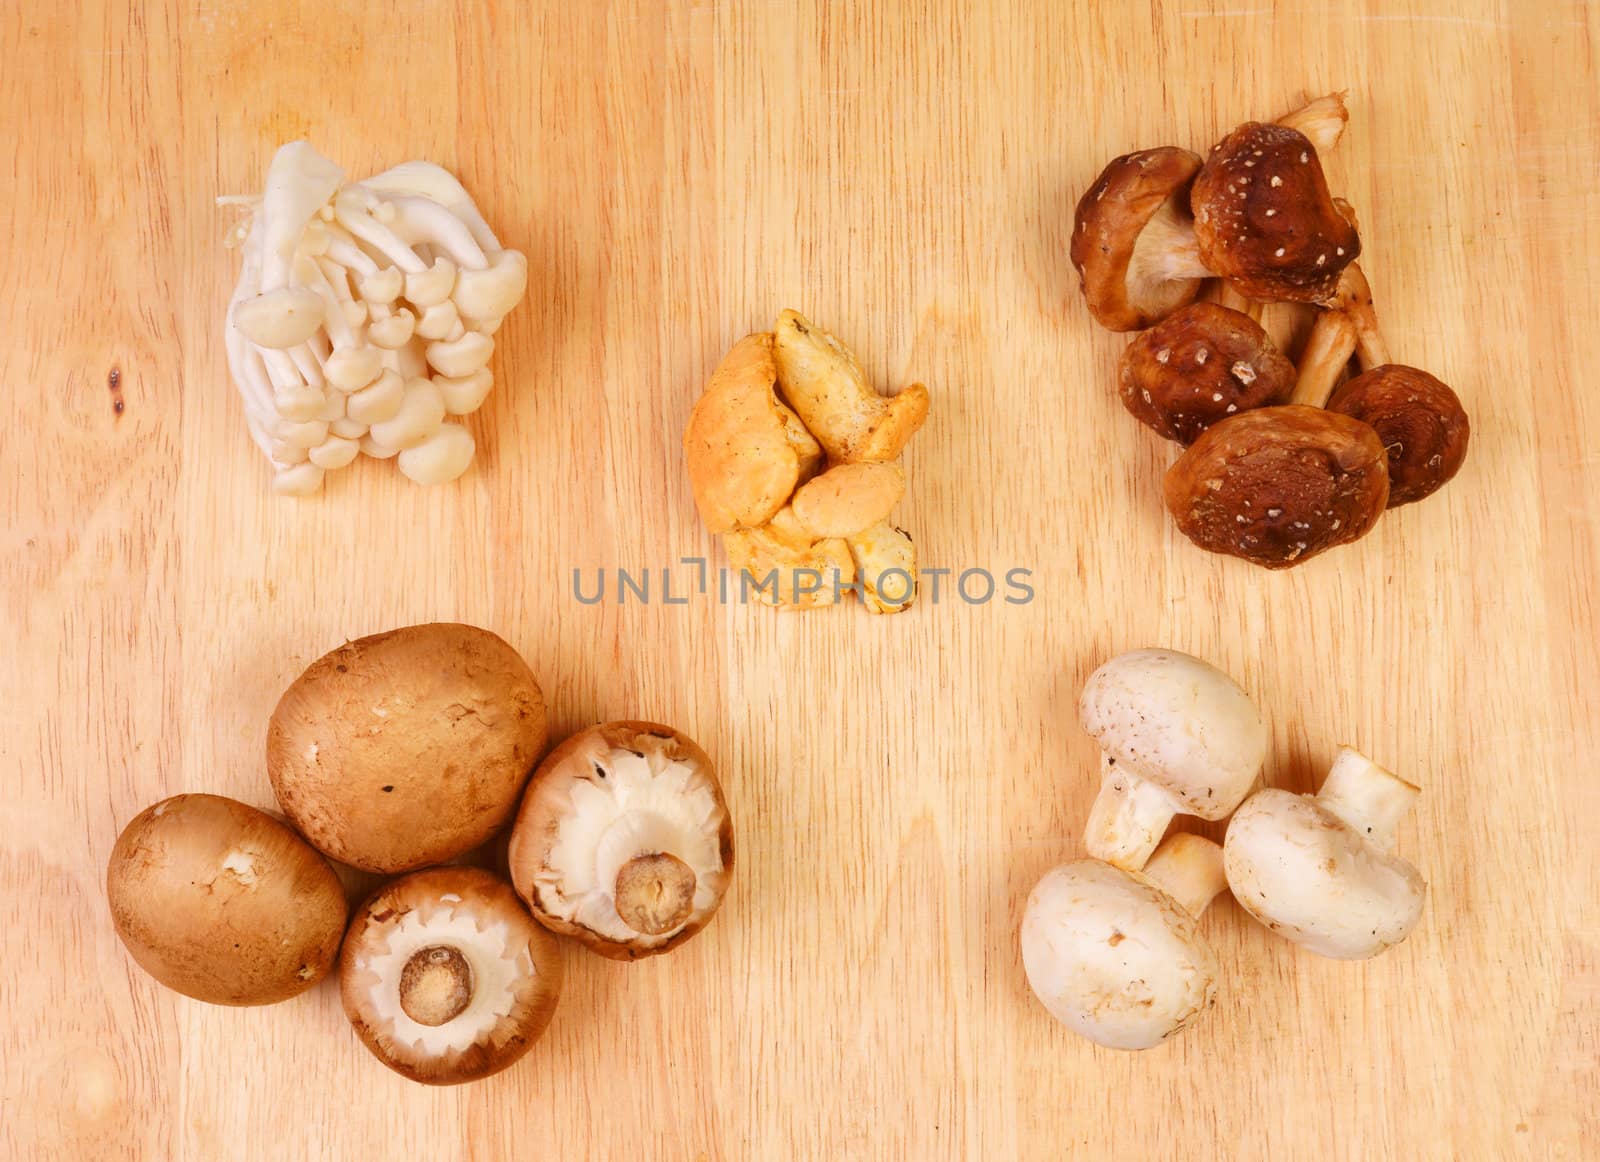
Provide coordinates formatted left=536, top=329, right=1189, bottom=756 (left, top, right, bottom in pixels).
left=267, top=623, right=547, bottom=874
left=1118, top=303, right=1296, bottom=444
left=684, top=331, right=823, bottom=534
left=1071, top=147, right=1210, bottom=331
left=1164, top=405, right=1389, bottom=568
left=340, top=866, right=562, bottom=1085
left=1191, top=121, right=1360, bottom=303
left=1328, top=366, right=1470, bottom=506
left=106, top=794, right=348, bottom=1006
left=507, top=721, right=734, bottom=960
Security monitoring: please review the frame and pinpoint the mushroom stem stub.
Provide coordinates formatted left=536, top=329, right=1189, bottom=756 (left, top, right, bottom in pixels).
left=1140, top=833, right=1228, bottom=919
left=399, top=945, right=475, bottom=1027
left=1314, top=747, right=1420, bottom=851
left=615, top=852, right=698, bottom=936
left=1083, top=757, right=1180, bottom=872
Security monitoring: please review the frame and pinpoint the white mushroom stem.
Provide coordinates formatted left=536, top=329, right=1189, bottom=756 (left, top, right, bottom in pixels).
left=1083, top=755, right=1179, bottom=872
left=1277, top=92, right=1349, bottom=158
left=1135, top=199, right=1213, bottom=281
left=332, top=188, right=428, bottom=273
left=1139, top=833, right=1227, bottom=919
left=382, top=195, right=490, bottom=270
left=1314, top=748, right=1420, bottom=852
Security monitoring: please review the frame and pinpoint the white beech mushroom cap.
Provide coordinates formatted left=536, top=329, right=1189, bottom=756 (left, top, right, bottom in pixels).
left=340, top=866, right=562, bottom=1085
left=1224, top=748, right=1426, bottom=959
left=1079, top=648, right=1268, bottom=871
left=219, top=141, right=528, bottom=495
left=1021, top=834, right=1225, bottom=1051
left=507, top=722, right=734, bottom=961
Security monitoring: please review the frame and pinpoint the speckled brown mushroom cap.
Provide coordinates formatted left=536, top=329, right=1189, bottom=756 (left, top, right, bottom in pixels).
left=1071, top=147, right=1208, bottom=331
left=1118, top=303, right=1296, bottom=444
left=340, top=866, right=562, bottom=1085
left=1164, top=405, right=1389, bottom=568
left=507, top=721, right=734, bottom=961
left=1329, top=365, right=1470, bottom=506
left=1191, top=122, right=1360, bottom=303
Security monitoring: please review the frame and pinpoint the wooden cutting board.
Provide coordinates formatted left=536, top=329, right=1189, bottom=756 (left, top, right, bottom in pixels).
left=4, top=1, right=1596, bottom=1158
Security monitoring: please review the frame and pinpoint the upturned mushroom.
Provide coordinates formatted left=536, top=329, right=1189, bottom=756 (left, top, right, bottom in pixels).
left=1224, top=747, right=1426, bottom=959
left=1163, top=405, right=1389, bottom=568
left=1021, top=833, right=1227, bottom=1050
left=1078, top=648, right=1268, bottom=871
left=106, top=794, right=347, bottom=1006
left=1071, top=147, right=1209, bottom=331
left=1117, top=302, right=1296, bottom=444
left=340, top=866, right=562, bottom=1084
left=1191, top=120, right=1360, bottom=303
left=508, top=722, right=734, bottom=960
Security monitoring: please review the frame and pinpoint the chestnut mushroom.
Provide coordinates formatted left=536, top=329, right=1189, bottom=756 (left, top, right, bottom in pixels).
left=1071, top=147, right=1210, bottom=331
left=507, top=721, right=734, bottom=960
left=1191, top=121, right=1360, bottom=303
left=1118, top=302, right=1296, bottom=444
left=1292, top=265, right=1471, bottom=506
left=1163, top=405, right=1389, bottom=568
left=340, top=866, right=562, bottom=1085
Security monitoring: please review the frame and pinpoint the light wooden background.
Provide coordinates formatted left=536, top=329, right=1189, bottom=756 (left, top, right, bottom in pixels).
left=3, top=1, right=1596, bottom=1159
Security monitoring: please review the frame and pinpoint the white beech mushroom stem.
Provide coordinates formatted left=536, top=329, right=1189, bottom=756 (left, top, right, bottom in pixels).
left=614, top=852, right=697, bottom=936
left=1140, top=833, right=1228, bottom=919
left=1083, top=754, right=1179, bottom=872
left=1314, top=748, right=1420, bottom=852
left=1290, top=308, right=1358, bottom=406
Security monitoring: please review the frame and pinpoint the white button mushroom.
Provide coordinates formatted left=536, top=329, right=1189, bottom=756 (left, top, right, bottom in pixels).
left=397, top=423, right=475, bottom=486
left=1223, top=747, right=1426, bottom=959
left=1021, top=833, right=1226, bottom=1050
left=369, top=378, right=445, bottom=451
left=1078, top=648, right=1268, bottom=870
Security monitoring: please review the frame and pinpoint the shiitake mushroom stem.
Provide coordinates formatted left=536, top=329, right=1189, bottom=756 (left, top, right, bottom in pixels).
left=614, top=852, right=698, bottom=936
left=399, top=946, right=474, bottom=1027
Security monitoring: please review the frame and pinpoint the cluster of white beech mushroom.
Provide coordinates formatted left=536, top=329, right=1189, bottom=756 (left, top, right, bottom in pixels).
left=107, top=623, right=734, bottom=1085
left=221, top=143, right=529, bottom=495
left=1021, top=648, right=1426, bottom=1050
left=683, top=311, right=929, bottom=613
left=1073, top=94, right=1470, bottom=568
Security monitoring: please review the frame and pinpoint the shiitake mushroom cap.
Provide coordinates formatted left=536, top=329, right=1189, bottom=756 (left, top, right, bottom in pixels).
left=1328, top=364, right=1469, bottom=506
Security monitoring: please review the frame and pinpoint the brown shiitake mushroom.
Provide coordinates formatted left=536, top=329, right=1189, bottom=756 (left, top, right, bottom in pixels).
left=106, top=794, right=347, bottom=1005
left=1329, top=366, right=1470, bottom=506
left=1292, top=264, right=1471, bottom=506
left=1118, top=303, right=1295, bottom=444
left=1191, top=121, right=1360, bottom=304
left=268, top=623, right=547, bottom=874
left=340, top=866, right=561, bottom=1085
left=1071, top=147, right=1210, bottom=331
left=1164, top=405, right=1389, bottom=568
left=508, top=721, right=734, bottom=960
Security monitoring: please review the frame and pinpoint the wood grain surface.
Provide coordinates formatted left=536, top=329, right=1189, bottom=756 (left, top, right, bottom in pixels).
left=3, top=1, right=1597, bottom=1159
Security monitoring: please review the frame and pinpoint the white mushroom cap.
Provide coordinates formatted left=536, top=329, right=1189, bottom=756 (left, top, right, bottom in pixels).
left=1021, top=834, right=1224, bottom=1050
left=436, top=368, right=493, bottom=416
left=425, top=331, right=494, bottom=378
left=454, top=250, right=528, bottom=322
left=346, top=368, right=404, bottom=425
left=323, top=346, right=385, bottom=393
left=1224, top=749, right=1425, bottom=959
left=398, top=423, right=475, bottom=486
left=232, top=286, right=326, bottom=349
left=1079, top=648, right=1268, bottom=870
left=369, top=378, right=445, bottom=451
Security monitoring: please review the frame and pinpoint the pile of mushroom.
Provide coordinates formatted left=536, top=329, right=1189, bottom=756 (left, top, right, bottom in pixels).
left=683, top=310, right=929, bottom=613
left=1073, top=93, right=1469, bottom=568
left=1021, top=647, right=1428, bottom=1050
left=221, top=142, right=528, bottom=495
left=105, top=622, right=736, bottom=1086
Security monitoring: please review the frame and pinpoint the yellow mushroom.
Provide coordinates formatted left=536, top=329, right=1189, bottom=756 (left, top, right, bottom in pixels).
left=724, top=506, right=855, bottom=610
